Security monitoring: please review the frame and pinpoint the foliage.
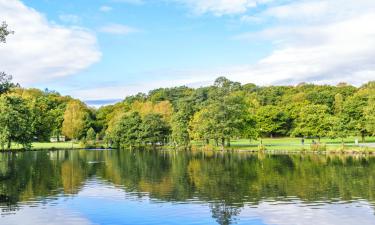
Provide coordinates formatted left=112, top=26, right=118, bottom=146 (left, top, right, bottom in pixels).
left=0, top=95, right=33, bottom=149
left=0, top=21, right=13, bottom=43
left=62, top=100, right=89, bottom=140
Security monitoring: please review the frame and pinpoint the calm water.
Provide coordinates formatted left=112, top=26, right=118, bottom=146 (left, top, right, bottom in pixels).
left=1, top=150, right=375, bottom=225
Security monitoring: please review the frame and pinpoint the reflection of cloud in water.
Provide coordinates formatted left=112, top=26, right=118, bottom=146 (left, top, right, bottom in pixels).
left=0, top=205, right=92, bottom=225
left=240, top=200, right=375, bottom=225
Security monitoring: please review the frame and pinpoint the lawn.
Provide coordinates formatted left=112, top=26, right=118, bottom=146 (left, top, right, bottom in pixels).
left=9, top=142, right=81, bottom=150
left=193, top=136, right=375, bottom=152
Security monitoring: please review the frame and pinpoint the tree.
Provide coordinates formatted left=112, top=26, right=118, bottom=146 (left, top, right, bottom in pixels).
left=292, top=104, right=333, bottom=140
left=141, top=113, right=170, bottom=146
left=62, top=100, right=88, bottom=140
left=112, top=112, right=143, bottom=148
left=256, top=105, right=292, bottom=137
left=364, top=97, right=375, bottom=136
left=171, top=99, right=194, bottom=147
left=0, top=72, right=14, bottom=95
left=0, top=21, right=13, bottom=43
left=334, top=93, right=344, bottom=114
left=189, top=94, right=249, bottom=148
left=86, top=127, right=96, bottom=142
left=0, top=95, right=33, bottom=149
left=189, top=107, right=213, bottom=145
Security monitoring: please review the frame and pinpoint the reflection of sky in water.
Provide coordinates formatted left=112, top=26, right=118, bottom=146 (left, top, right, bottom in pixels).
left=2, top=179, right=375, bottom=225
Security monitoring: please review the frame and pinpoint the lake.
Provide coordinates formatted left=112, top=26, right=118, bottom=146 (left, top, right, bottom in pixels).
left=0, top=149, right=375, bottom=225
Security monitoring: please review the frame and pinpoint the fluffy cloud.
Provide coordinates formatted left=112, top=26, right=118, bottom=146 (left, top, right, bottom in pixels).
left=230, top=0, right=375, bottom=85
left=99, top=24, right=139, bottom=35
left=0, top=0, right=101, bottom=86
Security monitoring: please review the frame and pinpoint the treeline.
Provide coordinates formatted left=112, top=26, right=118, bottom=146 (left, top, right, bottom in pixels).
left=1, top=75, right=374, bottom=150
left=99, top=77, right=375, bottom=149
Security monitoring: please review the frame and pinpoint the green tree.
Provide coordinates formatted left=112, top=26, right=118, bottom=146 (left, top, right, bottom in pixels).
left=292, top=104, right=333, bottom=140
left=86, top=127, right=96, bottom=142
left=0, top=72, right=14, bottom=95
left=189, top=107, right=213, bottom=145
left=113, top=112, right=143, bottom=148
left=171, top=99, right=194, bottom=147
left=0, top=21, right=13, bottom=43
left=256, top=105, right=292, bottom=137
left=141, top=113, right=171, bottom=146
left=364, top=97, right=375, bottom=136
left=0, top=95, right=33, bottom=149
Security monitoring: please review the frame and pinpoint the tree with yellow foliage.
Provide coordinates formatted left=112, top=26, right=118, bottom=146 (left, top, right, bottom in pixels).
left=62, top=100, right=88, bottom=141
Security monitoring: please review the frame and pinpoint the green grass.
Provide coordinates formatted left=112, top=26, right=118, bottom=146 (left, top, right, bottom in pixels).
left=8, top=142, right=81, bottom=150
left=230, top=136, right=375, bottom=146
left=193, top=137, right=375, bottom=152
left=4, top=136, right=375, bottom=152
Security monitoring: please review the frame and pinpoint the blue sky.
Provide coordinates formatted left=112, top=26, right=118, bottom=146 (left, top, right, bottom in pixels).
left=1, top=0, right=375, bottom=104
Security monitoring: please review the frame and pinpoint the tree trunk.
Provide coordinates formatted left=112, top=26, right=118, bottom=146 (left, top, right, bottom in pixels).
left=221, top=138, right=225, bottom=148
left=7, top=139, right=11, bottom=150
left=226, top=138, right=231, bottom=147
left=215, top=138, right=218, bottom=147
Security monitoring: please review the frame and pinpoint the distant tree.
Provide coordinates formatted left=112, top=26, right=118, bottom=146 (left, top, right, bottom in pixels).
left=113, top=112, right=143, bottom=148
left=0, top=21, right=13, bottom=43
left=189, top=94, right=249, bottom=147
left=171, top=99, right=194, bottom=147
left=292, top=104, right=333, bottom=140
left=256, top=105, right=292, bottom=137
left=189, top=107, right=213, bottom=145
left=0, top=72, right=14, bottom=95
left=364, top=96, right=375, bottom=136
left=242, top=114, right=258, bottom=143
left=334, top=93, right=344, bottom=114
left=141, top=113, right=171, bottom=146
left=0, top=95, right=33, bottom=149
left=86, top=127, right=96, bottom=142
left=62, top=100, right=88, bottom=140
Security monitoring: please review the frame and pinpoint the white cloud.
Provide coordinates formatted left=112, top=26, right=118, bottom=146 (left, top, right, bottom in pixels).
left=230, top=0, right=375, bottom=86
left=99, top=24, right=139, bottom=35
left=0, top=0, right=101, bottom=86
left=99, top=5, right=113, bottom=12
left=172, top=0, right=272, bottom=16
left=240, top=200, right=375, bottom=225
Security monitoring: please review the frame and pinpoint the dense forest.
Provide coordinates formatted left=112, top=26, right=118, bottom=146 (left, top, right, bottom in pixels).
left=1, top=22, right=375, bottom=150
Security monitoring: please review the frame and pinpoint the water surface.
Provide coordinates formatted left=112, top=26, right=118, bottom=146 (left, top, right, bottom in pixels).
left=1, top=150, right=375, bottom=225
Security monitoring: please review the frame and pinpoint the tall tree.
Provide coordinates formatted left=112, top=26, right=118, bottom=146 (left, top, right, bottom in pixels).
left=62, top=100, right=88, bottom=140
left=292, top=104, right=333, bottom=140
left=141, top=113, right=171, bottom=146
left=112, top=112, right=143, bottom=148
left=0, top=95, right=33, bottom=149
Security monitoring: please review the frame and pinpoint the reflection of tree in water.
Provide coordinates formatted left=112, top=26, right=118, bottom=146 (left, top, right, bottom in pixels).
left=1, top=150, right=375, bottom=219
left=210, top=201, right=241, bottom=225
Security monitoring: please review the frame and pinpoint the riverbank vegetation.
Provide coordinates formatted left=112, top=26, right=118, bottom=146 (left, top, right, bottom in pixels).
left=1, top=22, right=375, bottom=151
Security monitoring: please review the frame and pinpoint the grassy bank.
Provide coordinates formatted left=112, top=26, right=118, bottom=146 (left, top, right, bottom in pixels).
left=192, top=137, right=375, bottom=153
left=7, top=142, right=82, bottom=150
left=2, top=136, right=375, bottom=153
